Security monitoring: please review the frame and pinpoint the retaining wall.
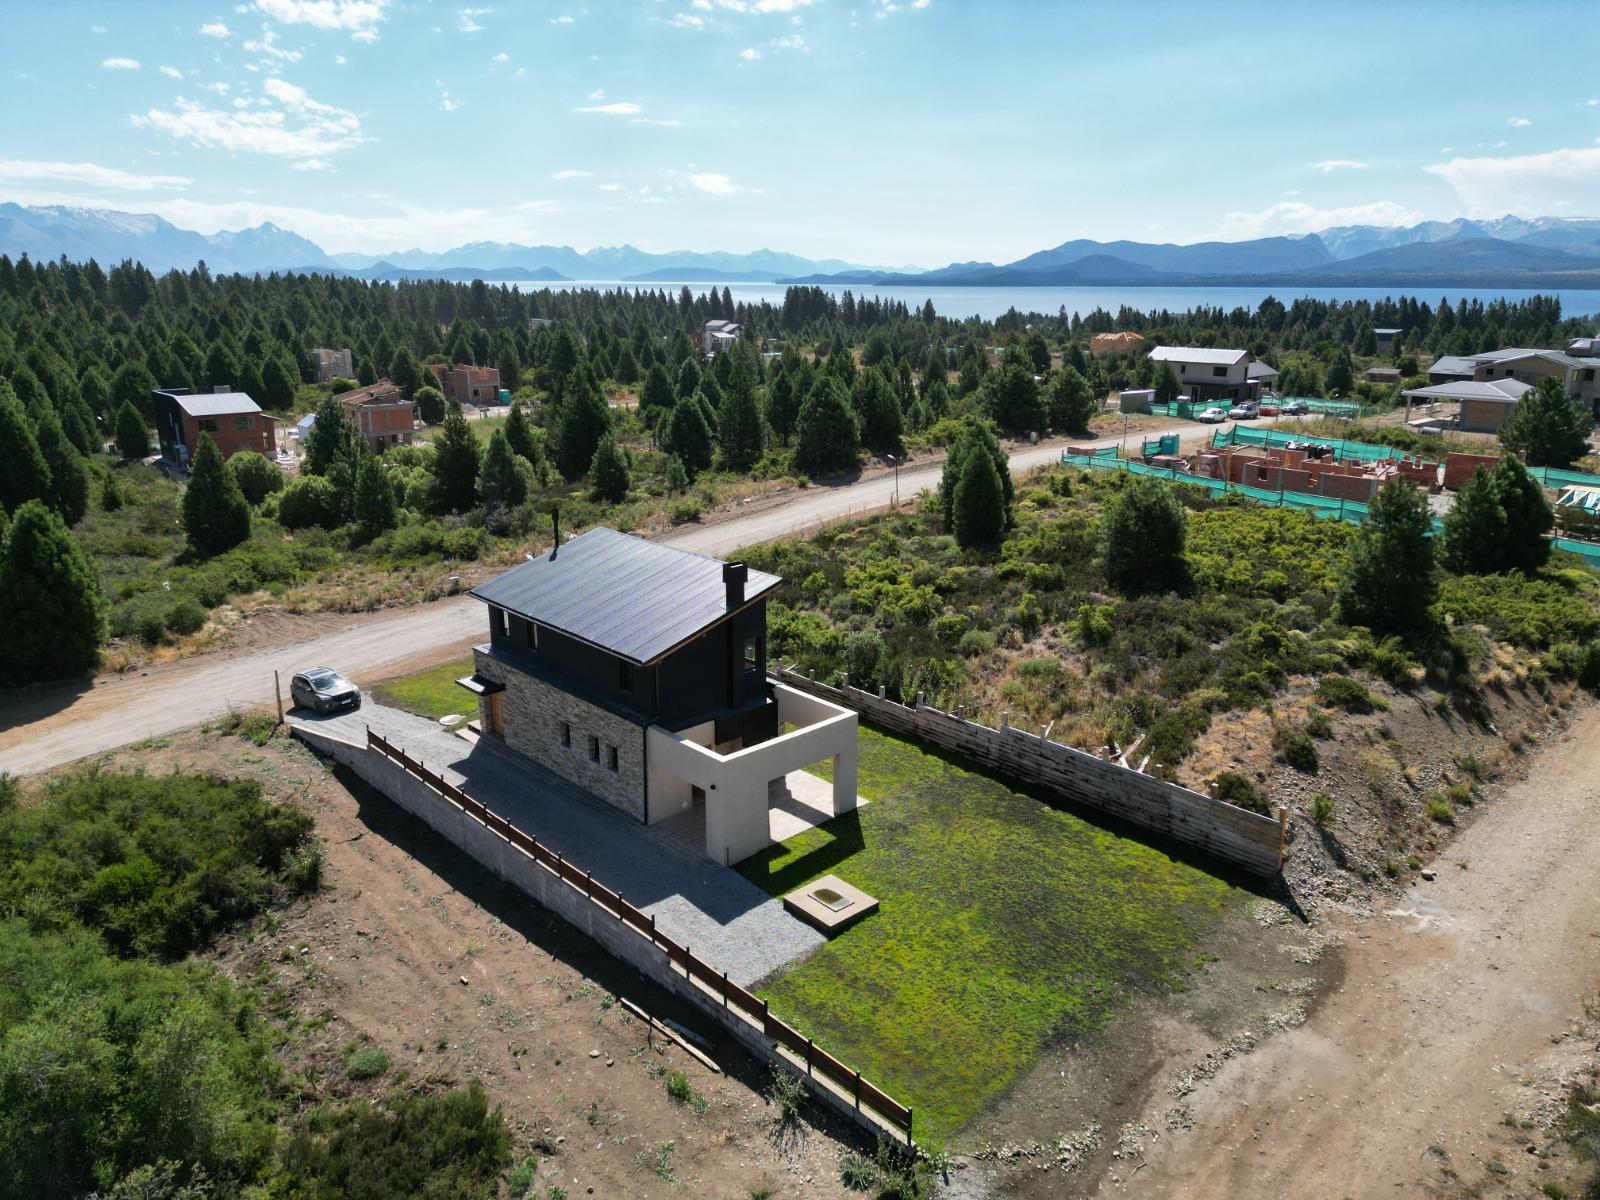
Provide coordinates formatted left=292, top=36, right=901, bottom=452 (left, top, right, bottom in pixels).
left=771, top=668, right=1286, bottom=878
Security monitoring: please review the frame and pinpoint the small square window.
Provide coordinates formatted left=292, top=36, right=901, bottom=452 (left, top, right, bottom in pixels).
left=233, top=415, right=254, bottom=430
left=560, top=722, right=571, bottom=748
left=743, top=636, right=758, bottom=667
left=618, top=660, right=634, bottom=691
left=606, top=743, right=618, bottom=772
left=587, top=735, right=599, bottom=763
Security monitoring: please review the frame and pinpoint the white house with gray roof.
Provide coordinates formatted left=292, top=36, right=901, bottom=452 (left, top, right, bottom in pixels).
left=1419, top=343, right=1600, bottom=429
left=1147, top=345, right=1261, bottom=403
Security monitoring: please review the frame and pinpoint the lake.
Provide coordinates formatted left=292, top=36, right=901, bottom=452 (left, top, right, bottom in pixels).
left=517, top=280, right=1600, bottom=323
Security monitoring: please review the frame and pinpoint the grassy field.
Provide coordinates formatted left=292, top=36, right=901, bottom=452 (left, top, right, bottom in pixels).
left=372, top=655, right=476, bottom=722
left=737, top=725, right=1248, bottom=1147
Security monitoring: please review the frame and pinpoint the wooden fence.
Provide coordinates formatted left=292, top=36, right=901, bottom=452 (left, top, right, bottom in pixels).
left=771, top=667, right=1287, bottom=878
left=364, top=728, right=914, bottom=1145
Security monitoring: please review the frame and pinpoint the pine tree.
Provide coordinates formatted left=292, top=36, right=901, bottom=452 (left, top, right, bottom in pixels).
left=414, top=384, right=446, bottom=425
left=665, top=455, right=689, bottom=494
left=1335, top=478, right=1435, bottom=634
left=504, top=401, right=546, bottom=480
left=114, top=400, right=149, bottom=461
left=1491, top=454, right=1553, bottom=572
left=614, top=343, right=641, bottom=385
left=389, top=346, right=422, bottom=396
left=675, top=357, right=701, bottom=403
left=0, top=382, right=52, bottom=513
left=852, top=369, right=902, bottom=455
left=640, top=363, right=675, bottom=416
left=1438, top=466, right=1508, bottom=574
left=34, top=408, right=90, bottom=525
left=980, top=355, right=1043, bottom=432
left=110, top=361, right=156, bottom=414
left=589, top=434, right=631, bottom=503
left=717, top=359, right=766, bottom=471
left=304, top=394, right=364, bottom=479
left=1153, top=361, right=1181, bottom=407
left=665, top=395, right=714, bottom=477
left=1046, top=365, right=1096, bottom=433
left=792, top=376, right=859, bottom=477
left=1498, top=377, right=1591, bottom=467
left=1101, top=477, right=1188, bottom=595
left=766, top=370, right=800, bottom=446
left=260, top=353, right=297, bottom=410
left=952, top=444, right=1006, bottom=549
left=353, top=453, right=397, bottom=538
left=553, top=380, right=612, bottom=480
left=182, top=434, right=251, bottom=557
left=938, top=419, right=1013, bottom=530
left=433, top=402, right=482, bottom=512
left=0, top=499, right=108, bottom=683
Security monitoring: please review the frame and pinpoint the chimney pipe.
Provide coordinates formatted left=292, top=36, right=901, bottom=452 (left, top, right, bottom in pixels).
left=550, top=506, right=560, bottom=559
left=723, top=561, right=747, bottom=610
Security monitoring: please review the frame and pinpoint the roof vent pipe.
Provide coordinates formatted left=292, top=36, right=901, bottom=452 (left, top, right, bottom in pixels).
left=723, top=561, right=747, bottom=610
left=550, top=506, right=560, bottom=559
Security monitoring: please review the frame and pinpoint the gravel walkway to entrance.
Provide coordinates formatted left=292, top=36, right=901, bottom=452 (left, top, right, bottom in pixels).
left=295, top=703, right=823, bottom=985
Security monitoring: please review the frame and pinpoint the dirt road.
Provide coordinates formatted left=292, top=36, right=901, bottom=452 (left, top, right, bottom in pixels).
left=0, top=415, right=1271, bottom=776
left=1103, top=704, right=1600, bottom=1199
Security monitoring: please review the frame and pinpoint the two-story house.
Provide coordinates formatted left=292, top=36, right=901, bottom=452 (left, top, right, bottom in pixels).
left=311, top=347, right=353, bottom=384
left=698, top=319, right=741, bottom=357
left=458, top=526, right=859, bottom=864
left=337, top=379, right=416, bottom=452
left=1146, top=346, right=1260, bottom=404
left=151, top=387, right=277, bottom=468
left=1407, top=343, right=1600, bottom=431
left=428, top=362, right=502, bottom=408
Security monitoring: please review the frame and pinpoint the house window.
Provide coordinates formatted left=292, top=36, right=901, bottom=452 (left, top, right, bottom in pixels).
left=560, top=721, right=571, bottom=748
left=743, top=635, right=758, bottom=668
left=525, top=621, right=538, bottom=652
left=1212, top=366, right=1226, bottom=377
left=606, top=743, right=619, bottom=772
left=492, top=607, right=507, bottom=641
left=233, top=415, right=254, bottom=430
left=587, top=735, right=599, bottom=763
left=618, top=660, right=634, bottom=692
left=197, top=418, right=221, bottom=433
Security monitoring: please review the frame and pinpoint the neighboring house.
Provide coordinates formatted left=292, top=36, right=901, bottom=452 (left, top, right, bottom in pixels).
left=152, top=387, right=276, bottom=467
left=1247, top=361, right=1280, bottom=392
left=1422, top=345, right=1600, bottom=420
left=311, top=347, right=354, bottom=384
left=698, top=319, right=741, bottom=357
left=337, top=379, right=416, bottom=452
left=1147, top=345, right=1260, bottom=403
left=293, top=412, right=317, bottom=441
left=1426, top=355, right=1478, bottom=384
left=1374, top=328, right=1401, bottom=354
left=428, top=362, right=502, bottom=407
left=1364, top=366, right=1402, bottom=385
left=459, top=526, right=859, bottom=864
left=1399, top=378, right=1532, bottom=432
left=1090, top=331, right=1145, bottom=356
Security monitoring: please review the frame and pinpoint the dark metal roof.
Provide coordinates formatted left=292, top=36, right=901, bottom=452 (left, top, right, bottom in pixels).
left=469, top=527, right=782, bottom=665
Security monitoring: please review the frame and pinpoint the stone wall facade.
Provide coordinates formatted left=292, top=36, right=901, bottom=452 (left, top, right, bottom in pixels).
left=472, top=649, right=649, bottom=821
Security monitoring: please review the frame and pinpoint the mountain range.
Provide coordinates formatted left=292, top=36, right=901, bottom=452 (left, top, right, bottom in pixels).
left=4, top=201, right=1600, bottom=287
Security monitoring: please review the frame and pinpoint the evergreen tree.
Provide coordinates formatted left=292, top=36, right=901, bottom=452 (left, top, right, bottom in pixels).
left=304, top=394, right=364, bottom=479
left=664, top=455, right=689, bottom=493
left=1335, top=478, right=1435, bottom=634
left=589, top=434, right=631, bottom=503
left=640, top=362, right=675, bottom=416
left=614, top=343, right=641, bottom=385
left=1492, top=454, right=1554, bottom=571
left=1498, top=377, right=1592, bottom=467
left=717, top=359, right=766, bottom=471
left=1438, top=466, right=1507, bottom=574
left=1153, top=361, right=1181, bottom=407
left=1045, top=365, right=1096, bottom=433
left=952, top=443, right=1007, bottom=549
left=353, top=455, right=398, bottom=537
left=766, top=370, right=800, bottom=446
left=0, top=383, right=52, bottom=513
left=478, top=427, right=528, bottom=514
left=260, top=353, right=297, bottom=410
left=432, top=402, right=482, bottom=512
left=675, top=357, right=701, bottom=403
left=937, top=419, right=1013, bottom=530
left=110, top=361, right=156, bottom=414
left=792, top=376, right=859, bottom=477
left=389, top=346, right=422, bottom=396
left=0, top=499, right=108, bottom=683
left=503, top=401, right=545, bottom=479
left=1325, top=349, right=1355, bottom=396
left=980, top=355, right=1043, bottom=432
left=34, top=408, right=90, bottom=525
left=852, top=369, right=903, bottom=454
left=182, top=434, right=251, bottom=557
left=100, top=473, right=124, bottom=512
left=414, top=384, right=446, bottom=425
left=553, top=380, right=612, bottom=480
left=665, top=394, right=715, bottom=477
left=1101, top=477, right=1189, bottom=596
left=115, top=400, right=150, bottom=460
left=227, top=450, right=284, bottom=506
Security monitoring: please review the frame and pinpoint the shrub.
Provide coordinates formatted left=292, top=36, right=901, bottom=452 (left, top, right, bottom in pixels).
left=1304, top=710, right=1333, bottom=738
left=1102, top=477, right=1188, bottom=596
left=1211, top=770, right=1268, bottom=814
left=345, top=1046, right=392, bottom=1079
left=664, top=1070, right=693, bottom=1103
left=1310, top=792, right=1335, bottom=825
left=1425, top=796, right=1456, bottom=824
left=1367, top=636, right=1420, bottom=685
left=839, top=1152, right=877, bottom=1192
left=957, top=628, right=995, bottom=657
left=842, top=630, right=884, bottom=684
left=227, top=451, right=284, bottom=505
left=507, top=1155, right=539, bottom=1197
left=165, top=595, right=208, bottom=636
left=1074, top=602, right=1113, bottom=647
left=766, top=1069, right=805, bottom=1121
left=1314, top=675, right=1380, bottom=713
left=278, top=474, right=342, bottom=530
left=1272, top=725, right=1319, bottom=773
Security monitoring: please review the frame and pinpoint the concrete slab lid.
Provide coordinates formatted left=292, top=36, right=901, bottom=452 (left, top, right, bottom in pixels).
left=783, top=873, right=879, bottom=936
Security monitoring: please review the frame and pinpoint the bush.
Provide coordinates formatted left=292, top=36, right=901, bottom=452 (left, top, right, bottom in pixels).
left=1101, top=477, right=1188, bottom=596
left=278, top=474, right=342, bottom=530
left=1310, top=792, right=1335, bottom=825
left=1211, top=770, right=1268, bottom=814
left=766, top=1070, right=805, bottom=1121
left=839, top=1152, right=877, bottom=1192
left=506, top=1155, right=539, bottom=1197
left=227, top=451, right=285, bottom=505
left=1425, top=796, right=1456, bottom=824
left=957, top=628, right=995, bottom=657
left=344, top=1046, right=392, bottom=1080
left=664, top=1070, right=693, bottom=1103
left=1272, top=725, right=1319, bottom=773
left=842, top=630, right=884, bottom=684
left=1314, top=674, right=1380, bottom=713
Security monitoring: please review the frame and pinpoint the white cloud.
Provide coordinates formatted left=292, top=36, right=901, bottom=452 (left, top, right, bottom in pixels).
left=598, top=182, right=621, bottom=191
left=631, top=117, right=681, bottom=127
left=670, top=12, right=703, bottom=26
left=135, top=80, right=364, bottom=163
left=668, top=168, right=758, bottom=196
left=102, top=57, right=141, bottom=70
left=90, top=24, right=107, bottom=33
left=587, top=88, right=605, bottom=100
left=1218, top=199, right=1424, bottom=239
left=1425, top=144, right=1600, bottom=217
left=551, top=13, right=574, bottom=22
left=740, top=47, right=761, bottom=59
left=1311, top=159, right=1368, bottom=173
left=513, top=199, right=558, bottom=212
left=200, top=21, right=232, bottom=37
left=252, top=0, right=390, bottom=41
left=199, top=80, right=232, bottom=93
left=161, top=65, right=184, bottom=79
left=335, top=53, right=347, bottom=64
left=492, top=51, right=508, bottom=62
left=457, top=7, right=489, bottom=33
left=686, top=0, right=814, bottom=11
left=551, top=169, right=590, bottom=179
left=771, top=32, right=807, bottom=49
left=0, top=159, right=192, bottom=191
left=290, top=158, right=331, bottom=171
left=1508, top=116, right=1532, bottom=127
left=436, top=82, right=459, bottom=112
left=244, top=28, right=303, bottom=61
left=575, top=101, right=641, bottom=115
left=1585, top=99, right=1600, bottom=107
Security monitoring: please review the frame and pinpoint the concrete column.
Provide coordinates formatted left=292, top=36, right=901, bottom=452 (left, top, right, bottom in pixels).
left=830, top=745, right=859, bottom=816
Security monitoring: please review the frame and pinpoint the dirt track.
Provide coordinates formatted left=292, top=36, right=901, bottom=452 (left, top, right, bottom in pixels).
left=1095, top=703, right=1600, bottom=1199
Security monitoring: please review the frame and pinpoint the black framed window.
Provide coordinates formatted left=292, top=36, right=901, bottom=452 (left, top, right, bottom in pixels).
left=606, top=743, right=618, bottom=772
left=587, top=735, right=599, bottom=763
left=525, top=621, right=538, bottom=652
left=618, top=660, right=634, bottom=691
left=560, top=721, right=571, bottom=748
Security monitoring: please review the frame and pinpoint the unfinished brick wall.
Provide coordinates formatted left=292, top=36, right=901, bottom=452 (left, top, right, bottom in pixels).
left=1444, top=451, right=1502, bottom=490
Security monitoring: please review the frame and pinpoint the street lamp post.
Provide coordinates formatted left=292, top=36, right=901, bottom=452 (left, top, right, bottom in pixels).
left=887, top=454, right=901, bottom=506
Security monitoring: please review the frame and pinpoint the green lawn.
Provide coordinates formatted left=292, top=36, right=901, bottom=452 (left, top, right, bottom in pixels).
left=372, top=656, right=476, bottom=722
left=738, top=726, right=1248, bottom=1147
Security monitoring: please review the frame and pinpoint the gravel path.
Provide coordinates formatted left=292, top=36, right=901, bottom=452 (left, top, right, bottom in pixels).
left=295, top=703, right=824, bottom=986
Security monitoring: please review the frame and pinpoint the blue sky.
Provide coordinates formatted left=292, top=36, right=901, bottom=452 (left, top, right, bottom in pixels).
left=2, top=0, right=1599, bottom=263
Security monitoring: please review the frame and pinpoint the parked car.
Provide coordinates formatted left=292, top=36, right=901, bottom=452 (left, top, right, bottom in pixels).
left=1196, top=406, right=1227, bottom=424
left=290, top=667, right=361, bottom=714
left=1258, top=403, right=1281, bottom=416
left=1228, top=402, right=1260, bottom=419
left=1279, top=399, right=1309, bottom=415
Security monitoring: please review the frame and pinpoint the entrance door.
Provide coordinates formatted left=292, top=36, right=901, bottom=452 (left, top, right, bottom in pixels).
left=690, top=785, right=706, bottom=808
left=486, top=693, right=504, bottom=736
